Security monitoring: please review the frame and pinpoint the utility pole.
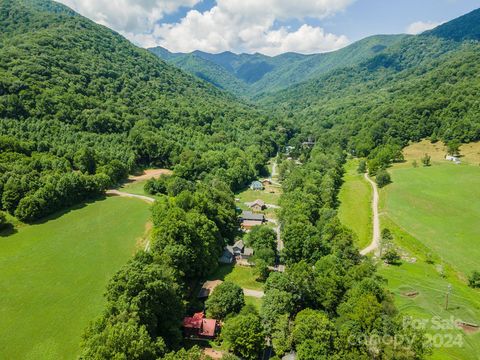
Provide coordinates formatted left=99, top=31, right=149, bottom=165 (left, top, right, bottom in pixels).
left=445, top=284, right=452, bottom=310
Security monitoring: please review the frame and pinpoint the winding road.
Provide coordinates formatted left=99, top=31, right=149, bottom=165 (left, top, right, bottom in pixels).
left=360, top=173, right=381, bottom=256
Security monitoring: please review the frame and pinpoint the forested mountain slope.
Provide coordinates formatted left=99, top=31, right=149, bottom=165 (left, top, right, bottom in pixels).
left=0, top=0, right=284, bottom=222
left=260, top=8, right=480, bottom=160
left=150, top=34, right=406, bottom=97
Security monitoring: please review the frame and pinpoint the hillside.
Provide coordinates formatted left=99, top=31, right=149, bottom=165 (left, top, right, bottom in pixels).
left=259, top=9, right=480, bottom=154
left=0, top=0, right=282, bottom=222
left=150, top=34, right=406, bottom=97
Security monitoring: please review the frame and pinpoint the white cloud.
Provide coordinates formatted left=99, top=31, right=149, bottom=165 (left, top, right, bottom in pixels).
left=151, top=0, right=353, bottom=55
left=57, top=0, right=355, bottom=55
left=57, top=0, right=201, bottom=33
left=406, top=21, right=441, bottom=35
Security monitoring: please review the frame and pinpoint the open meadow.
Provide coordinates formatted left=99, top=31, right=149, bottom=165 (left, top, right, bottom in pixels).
left=377, top=141, right=480, bottom=359
left=0, top=197, right=150, bottom=359
left=338, top=159, right=372, bottom=249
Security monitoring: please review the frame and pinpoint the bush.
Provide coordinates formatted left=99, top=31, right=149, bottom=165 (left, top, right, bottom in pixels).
left=376, top=169, right=391, bottom=188
left=468, top=271, right=480, bottom=288
left=421, top=153, right=431, bottom=167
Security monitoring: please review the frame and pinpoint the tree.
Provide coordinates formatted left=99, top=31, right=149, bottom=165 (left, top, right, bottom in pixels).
left=254, top=259, right=270, bottom=282
left=382, top=248, right=401, bottom=265
left=375, top=169, right=391, bottom=188
left=421, top=153, right=431, bottom=167
left=246, top=226, right=277, bottom=253
left=468, top=271, right=480, bottom=288
left=0, top=211, right=8, bottom=230
left=357, top=159, right=366, bottom=174
left=446, top=140, right=461, bottom=156
left=292, top=309, right=337, bottom=359
left=206, top=281, right=245, bottom=319
left=222, top=313, right=265, bottom=360
left=74, top=147, right=97, bottom=174
left=80, top=315, right=166, bottom=360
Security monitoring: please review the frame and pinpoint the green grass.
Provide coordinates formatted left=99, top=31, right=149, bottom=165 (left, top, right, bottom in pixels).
left=382, top=163, right=480, bottom=275
left=338, top=159, right=372, bottom=249
left=208, top=264, right=264, bottom=291
left=377, top=158, right=480, bottom=359
left=235, top=188, right=281, bottom=207
left=119, top=180, right=162, bottom=200
left=0, top=197, right=150, bottom=360
left=378, top=217, right=480, bottom=360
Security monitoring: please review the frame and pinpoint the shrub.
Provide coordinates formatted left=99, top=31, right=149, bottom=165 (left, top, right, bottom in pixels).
left=376, top=169, right=391, bottom=188
left=382, top=249, right=401, bottom=265
left=468, top=271, right=480, bottom=288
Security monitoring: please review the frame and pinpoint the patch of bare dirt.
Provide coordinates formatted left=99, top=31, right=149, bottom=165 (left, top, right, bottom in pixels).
left=128, top=169, right=172, bottom=183
left=203, top=348, right=224, bottom=359
left=456, top=321, right=480, bottom=334
left=135, top=220, right=153, bottom=251
left=402, top=291, right=419, bottom=298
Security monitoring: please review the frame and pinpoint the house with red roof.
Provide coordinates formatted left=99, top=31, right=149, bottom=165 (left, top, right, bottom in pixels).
left=183, top=312, right=219, bottom=339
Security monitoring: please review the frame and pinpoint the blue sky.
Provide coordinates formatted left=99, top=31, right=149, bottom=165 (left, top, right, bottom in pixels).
left=59, top=0, right=480, bottom=55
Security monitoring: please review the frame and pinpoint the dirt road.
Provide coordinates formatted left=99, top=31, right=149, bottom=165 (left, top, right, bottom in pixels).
left=106, top=189, right=155, bottom=203
left=243, top=288, right=264, bottom=298
left=360, top=173, right=380, bottom=256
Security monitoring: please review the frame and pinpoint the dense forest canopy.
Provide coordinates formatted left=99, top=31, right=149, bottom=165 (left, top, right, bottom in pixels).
left=259, top=9, right=480, bottom=158
left=0, top=0, right=289, bottom=221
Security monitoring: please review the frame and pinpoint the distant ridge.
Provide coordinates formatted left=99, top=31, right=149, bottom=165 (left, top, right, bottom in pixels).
left=150, top=34, right=407, bottom=98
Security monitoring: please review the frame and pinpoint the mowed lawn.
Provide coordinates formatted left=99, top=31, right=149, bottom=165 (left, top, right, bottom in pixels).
left=338, top=159, right=372, bottom=249
left=382, top=163, right=480, bottom=275
left=0, top=197, right=150, bottom=360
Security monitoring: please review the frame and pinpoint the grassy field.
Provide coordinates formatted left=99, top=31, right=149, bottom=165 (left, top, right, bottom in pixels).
left=208, top=264, right=264, bottom=291
left=382, top=164, right=480, bottom=275
left=338, top=159, right=372, bottom=249
left=0, top=197, right=150, bottom=360
left=378, top=217, right=480, bottom=360
left=377, top=141, right=480, bottom=359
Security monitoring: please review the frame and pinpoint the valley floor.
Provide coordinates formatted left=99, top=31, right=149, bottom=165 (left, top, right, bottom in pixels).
left=0, top=197, right=150, bottom=359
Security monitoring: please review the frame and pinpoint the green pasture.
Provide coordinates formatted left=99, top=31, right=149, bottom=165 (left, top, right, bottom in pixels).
left=382, top=163, right=480, bottom=275
left=0, top=197, right=150, bottom=359
left=338, top=159, right=372, bottom=249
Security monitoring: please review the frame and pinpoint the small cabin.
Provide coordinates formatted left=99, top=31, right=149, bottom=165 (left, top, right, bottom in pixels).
left=250, top=199, right=266, bottom=212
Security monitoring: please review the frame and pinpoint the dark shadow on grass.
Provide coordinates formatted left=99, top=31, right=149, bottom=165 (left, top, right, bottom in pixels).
left=0, top=223, right=17, bottom=237
left=207, top=263, right=235, bottom=281
left=24, top=195, right=109, bottom=226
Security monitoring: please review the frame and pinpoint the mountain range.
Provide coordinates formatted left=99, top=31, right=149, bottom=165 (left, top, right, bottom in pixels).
left=150, top=34, right=407, bottom=98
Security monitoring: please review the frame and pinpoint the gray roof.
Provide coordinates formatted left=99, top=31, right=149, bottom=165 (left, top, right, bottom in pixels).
left=241, top=211, right=264, bottom=221
left=233, top=239, right=244, bottom=250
